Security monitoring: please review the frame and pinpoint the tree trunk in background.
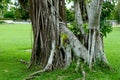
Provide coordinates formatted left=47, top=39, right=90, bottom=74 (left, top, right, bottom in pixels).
left=74, top=0, right=88, bottom=48
left=29, top=0, right=64, bottom=69
left=87, top=0, right=109, bottom=69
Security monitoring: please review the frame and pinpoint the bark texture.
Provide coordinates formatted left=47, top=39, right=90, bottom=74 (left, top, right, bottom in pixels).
left=87, top=0, right=109, bottom=69
left=29, top=0, right=64, bottom=69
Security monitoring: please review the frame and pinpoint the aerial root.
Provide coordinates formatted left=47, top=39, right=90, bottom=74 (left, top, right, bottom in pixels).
left=75, top=59, right=86, bottom=80
left=24, top=76, right=35, bottom=80
left=19, top=59, right=29, bottom=65
left=25, top=40, right=55, bottom=80
left=81, top=63, right=86, bottom=80
left=24, top=63, right=53, bottom=80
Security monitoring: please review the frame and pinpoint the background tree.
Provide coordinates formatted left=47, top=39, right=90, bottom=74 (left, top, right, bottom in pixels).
left=0, top=0, right=29, bottom=20
left=100, top=1, right=114, bottom=37
left=114, top=1, right=120, bottom=23
left=0, top=0, right=10, bottom=18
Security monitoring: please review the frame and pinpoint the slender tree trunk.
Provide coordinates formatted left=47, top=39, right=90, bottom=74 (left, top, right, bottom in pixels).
left=26, top=1, right=110, bottom=79
left=87, top=0, right=109, bottom=69
left=74, top=0, right=89, bottom=48
left=74, top=0, right=84, bottom=36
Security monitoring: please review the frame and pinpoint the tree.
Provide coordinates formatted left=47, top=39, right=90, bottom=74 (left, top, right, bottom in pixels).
left=86, top=0, right=109, bottom=69
left=0, top=0, right=10, bottom=18
left=18, top=0, right=110, bottom=79
left=3, top=11, right=14, bottom=19
left=114, top=1, right=120, bottom=23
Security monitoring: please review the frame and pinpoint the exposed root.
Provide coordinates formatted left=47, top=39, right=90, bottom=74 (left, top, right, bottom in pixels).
left=24, top=76, right=35, bottom=80
left=19, top=59, right=29, bottom=65
left=75, top=59, right=86, bottom=80
left=81, top=63, right=86, bottom=80
left=75, top=59, right=80, bottom=72
left=27, top=62, right=32, bottom=69
left=30, top=69, right=45, bottom=76
left=25, top=40, right=56, bottom=79
left=25, top=64, right=53, bottom=80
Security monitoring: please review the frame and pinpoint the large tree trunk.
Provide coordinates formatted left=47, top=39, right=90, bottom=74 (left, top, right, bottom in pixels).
left=29, top=0, right=64, bottom=69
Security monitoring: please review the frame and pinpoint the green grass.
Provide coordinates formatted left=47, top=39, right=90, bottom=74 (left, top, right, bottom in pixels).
left=0, top=24, right=34, bottom=80
left=0, top=24, right=120, bottom=80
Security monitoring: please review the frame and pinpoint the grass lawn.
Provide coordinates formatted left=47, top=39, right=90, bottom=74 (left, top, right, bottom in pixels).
left=0, top=24, right=120, bottom=80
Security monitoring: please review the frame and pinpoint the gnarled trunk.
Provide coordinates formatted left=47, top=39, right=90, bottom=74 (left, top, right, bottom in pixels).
left=29, top=0, right=64, bottom=69
left=26, top=1, right=110, bottom=79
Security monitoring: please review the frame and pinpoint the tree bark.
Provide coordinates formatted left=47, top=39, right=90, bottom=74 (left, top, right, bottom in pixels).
left=29, top=0, right=64, bottom=69
left=87, top=0, right=109, bottom=69
left=60, top=22, right=89, bottom=63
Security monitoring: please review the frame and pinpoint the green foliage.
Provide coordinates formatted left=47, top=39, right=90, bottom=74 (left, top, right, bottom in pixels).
left=1, top=0, right=29, bottom=20
left=82, top=23, right=88, bottom=33
left=0, top=0, right=10, bottom=13
left=0, top=3, right=3, bottom=9
left=0, top=20, right=5, bottom=24
left=100, top=20, right=112, bottom=37
left=67, top=22, right=88, bottom=38
left=14, top=7, right=29, bottom=20
left=67, top=22, right=80, bottom=36
left=66, top=8, right=75, bottom=22
left=101, top=1, right=114, bottom=20
left=100, top=1, right=114, bottom=37
left=60, top=33, right=69, bottom=47
left=3, top=11, right=14, bottom=19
